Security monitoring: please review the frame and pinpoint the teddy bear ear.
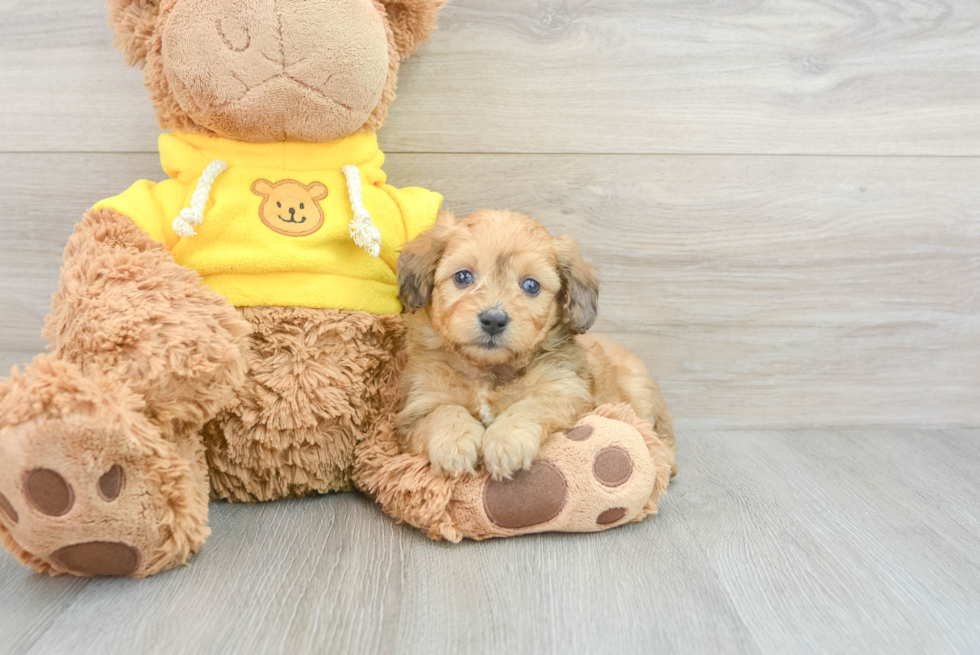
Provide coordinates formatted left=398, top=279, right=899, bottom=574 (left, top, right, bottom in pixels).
left=107, top=0, right=161, bottom=67
left=380, top=0, right=447, bottom=60
left=306, top=182, right=329, bottom=201
left=251, top=179, right=275, bottom=197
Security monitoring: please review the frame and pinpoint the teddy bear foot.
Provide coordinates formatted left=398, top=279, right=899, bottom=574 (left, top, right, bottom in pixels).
left=0, top=356, right=210, bottom=578
left=442, top=404, right=674, bottom=541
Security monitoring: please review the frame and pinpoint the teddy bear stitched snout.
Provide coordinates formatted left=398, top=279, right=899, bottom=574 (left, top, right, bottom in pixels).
left=209, top=6, right=359, bottom=113
left=215, top=15, right=250, bottom=53
left=162, top=0, right=392, bottom=142
left=281, top=205, right=306, bottom=224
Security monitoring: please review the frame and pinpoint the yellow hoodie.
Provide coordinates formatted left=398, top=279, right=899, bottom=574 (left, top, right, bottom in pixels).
left=94, top=131, right=442, bottom=314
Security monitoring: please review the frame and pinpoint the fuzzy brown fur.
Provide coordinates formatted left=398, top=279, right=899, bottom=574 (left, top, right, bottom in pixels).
left=0, top=208, right=404, bottom=576
left=0, top=207, right=248, bottom=576
left=205, top=307, right=404, bottom=502
left=0, top=358, right=212, bottom=578
left=397, top=210, right=676, bottom=480
left=45, top=208, right=252, bottom=444
left=353, top=345, right=461, bottom=538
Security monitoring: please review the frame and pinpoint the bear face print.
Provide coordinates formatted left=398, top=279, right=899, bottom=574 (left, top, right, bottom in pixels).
left=251, top=179, right=329, bottom=237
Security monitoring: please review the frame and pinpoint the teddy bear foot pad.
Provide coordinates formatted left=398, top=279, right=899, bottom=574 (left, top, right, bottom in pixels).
left=9, top=464, right=140, bottom=576
left=445, top=408, right=670, bottom=540
left=0, top=413, right=205, bottom=577
left=0, top=358, right=210, bottom=578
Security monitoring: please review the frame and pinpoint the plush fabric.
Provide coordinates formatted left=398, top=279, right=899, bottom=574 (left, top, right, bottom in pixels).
left=45, top=207, right=252, bottom=447
left=205, top=307, right=405, bottom=502
left=0, top=208, right=239, bottom=577
left=0, top=357, right=211, bottom=578
left=161, top=0, right=391, bottom=143
left=95, top=132, right=442, bottom=312
left=108, top=0, right=438, bottom=143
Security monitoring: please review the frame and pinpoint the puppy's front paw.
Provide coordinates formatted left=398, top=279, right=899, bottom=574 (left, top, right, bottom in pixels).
left=482, top=419, right=545, bottom=480
left=427, top=421, right=484, bottom=478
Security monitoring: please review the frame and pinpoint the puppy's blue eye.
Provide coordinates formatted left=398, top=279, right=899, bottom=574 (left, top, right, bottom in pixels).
left=454, top=270, right=475, bottom=288
left=522, top=278, right=541, bottom=296
left=277, top=201, right=281, bottom=208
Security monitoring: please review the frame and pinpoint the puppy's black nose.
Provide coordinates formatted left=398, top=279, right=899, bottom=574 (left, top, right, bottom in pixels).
left=289, top=207, right=296, bottom=215
left=479, top=309, right=510, bottom=336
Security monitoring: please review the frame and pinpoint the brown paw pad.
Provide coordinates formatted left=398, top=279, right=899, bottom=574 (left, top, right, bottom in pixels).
left=98, top=465, right=125, bottom=502
left=593, top=447, right=633, bottom=488
left=565, top=425, right=594, bottom=442
left=50, top=542, right=141, bottom=577
left=483, top=461, right=568, bottom=529
left=24, top=469, right=74, bottom=516
left=0, top=491, right=18, bottom=524
left=597, top=507, right=628, bottom=525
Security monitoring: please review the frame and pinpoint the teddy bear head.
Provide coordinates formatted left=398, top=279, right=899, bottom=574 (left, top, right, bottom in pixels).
left=108, top=0, right=445, bottom=143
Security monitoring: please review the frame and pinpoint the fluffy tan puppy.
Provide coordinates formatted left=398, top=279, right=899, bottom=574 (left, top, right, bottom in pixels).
left=396, top=210, right=676, bottom=480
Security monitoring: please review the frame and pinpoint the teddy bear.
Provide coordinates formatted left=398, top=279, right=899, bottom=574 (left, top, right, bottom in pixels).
left=0, top=0, right=675, bottom=579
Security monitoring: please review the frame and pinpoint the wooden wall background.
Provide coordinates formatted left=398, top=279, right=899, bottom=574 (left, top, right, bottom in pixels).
left=1, top=0, right=977, bottom=429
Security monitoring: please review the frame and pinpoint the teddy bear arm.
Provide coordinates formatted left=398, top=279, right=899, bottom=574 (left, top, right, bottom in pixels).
left=43, top=206, right=251, bottom=431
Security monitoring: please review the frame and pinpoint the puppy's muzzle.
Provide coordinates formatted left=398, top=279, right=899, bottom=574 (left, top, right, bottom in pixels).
left=479, top=309, right=510, bottom=337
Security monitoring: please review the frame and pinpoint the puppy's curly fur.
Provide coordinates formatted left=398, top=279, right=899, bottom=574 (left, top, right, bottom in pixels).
left=397, top=210, right=676, bottom=480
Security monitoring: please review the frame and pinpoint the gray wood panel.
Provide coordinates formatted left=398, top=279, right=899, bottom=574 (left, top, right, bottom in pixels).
left=2, top=0, right=979, bottom=154
left=1, top=430, right=977, bottom=655
left=684, top=430, right=980, bottom=654
left=1, top=152, right=976, bottom=429
left=0, top=555, right=91, bottom=655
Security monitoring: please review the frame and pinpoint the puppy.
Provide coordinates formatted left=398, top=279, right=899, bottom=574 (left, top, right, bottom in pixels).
left=396, top=210, right=676, bottom=480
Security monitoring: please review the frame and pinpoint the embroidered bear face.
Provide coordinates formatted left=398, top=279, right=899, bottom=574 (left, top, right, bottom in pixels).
left=251, top=179, right=329, bottom=237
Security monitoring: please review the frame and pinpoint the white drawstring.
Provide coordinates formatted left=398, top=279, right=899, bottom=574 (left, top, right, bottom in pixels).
left=172, top=160, right=228, bottom=238
left=342, top=165, right=382, bottom=258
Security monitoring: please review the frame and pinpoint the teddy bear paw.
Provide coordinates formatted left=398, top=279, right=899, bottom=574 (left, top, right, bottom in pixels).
left=0, top=411, right=208, bottom=578
left=447, top=409, right=670, bottom=539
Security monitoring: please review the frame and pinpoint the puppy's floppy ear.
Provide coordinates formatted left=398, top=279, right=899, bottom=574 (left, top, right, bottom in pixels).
left=398, top=211, right=456, bottom=312
left=107, top=0, right=160, bottom=67
left=554, top=235, right=599, bottom=334
left=380, top=0, right=447, bottom=60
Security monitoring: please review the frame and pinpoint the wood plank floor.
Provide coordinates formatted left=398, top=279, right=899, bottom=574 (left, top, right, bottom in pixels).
left=0, top=0, right=978, bottom=653
left=1, top=429, right=977, bottom=655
